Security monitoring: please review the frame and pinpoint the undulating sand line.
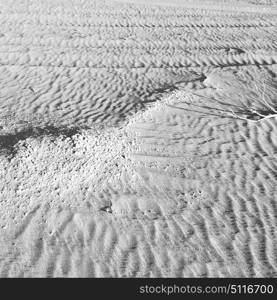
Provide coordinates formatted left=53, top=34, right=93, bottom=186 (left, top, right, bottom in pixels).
left=0, top=0, right=277, bottom=277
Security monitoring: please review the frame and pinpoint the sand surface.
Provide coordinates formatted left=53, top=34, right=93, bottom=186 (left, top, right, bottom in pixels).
left=0, top=0, right=277, bottom=277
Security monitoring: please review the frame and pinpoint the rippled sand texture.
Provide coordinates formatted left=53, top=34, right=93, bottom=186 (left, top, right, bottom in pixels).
left=0, top=0, right=277, bottom=277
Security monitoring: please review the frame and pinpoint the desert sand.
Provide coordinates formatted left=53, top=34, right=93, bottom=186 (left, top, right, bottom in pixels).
left=0, top=0, right=277, bottom=277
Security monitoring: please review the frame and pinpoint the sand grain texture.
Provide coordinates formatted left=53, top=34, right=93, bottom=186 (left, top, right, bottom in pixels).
left=0, top=0, right=277, bottom=277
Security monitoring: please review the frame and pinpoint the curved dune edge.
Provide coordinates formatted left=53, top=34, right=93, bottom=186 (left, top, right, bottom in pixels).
left=1, top=77, right=277, bottom=276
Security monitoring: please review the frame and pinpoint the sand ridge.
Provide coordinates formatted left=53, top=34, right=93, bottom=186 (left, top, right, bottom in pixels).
left=0, top=0, right=277, bottom=277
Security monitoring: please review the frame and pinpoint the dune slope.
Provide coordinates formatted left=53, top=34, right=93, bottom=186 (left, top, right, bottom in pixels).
left=0, top=0, right=277, bottom=277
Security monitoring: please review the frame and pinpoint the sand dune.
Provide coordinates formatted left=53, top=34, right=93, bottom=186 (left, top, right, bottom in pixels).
left=0, top=0, right=277, bottom=277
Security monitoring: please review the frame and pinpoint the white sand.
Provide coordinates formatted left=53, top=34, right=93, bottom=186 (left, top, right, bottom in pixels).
left=0, top=0, right=277, bottom=277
